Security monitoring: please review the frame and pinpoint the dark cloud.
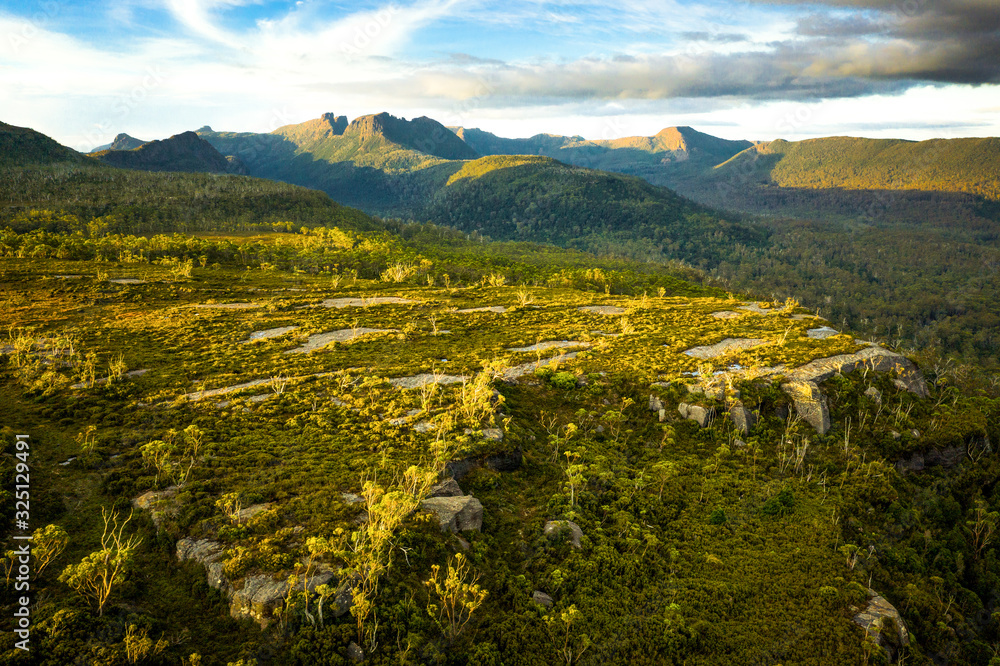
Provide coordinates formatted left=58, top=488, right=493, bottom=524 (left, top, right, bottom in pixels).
left=795, top=14, right=886, bottom=37
left=680, top=32, right=750, bottom=43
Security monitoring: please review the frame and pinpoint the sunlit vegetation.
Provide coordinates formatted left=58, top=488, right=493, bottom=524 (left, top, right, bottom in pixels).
left=1, top=217, right=999, bottom=665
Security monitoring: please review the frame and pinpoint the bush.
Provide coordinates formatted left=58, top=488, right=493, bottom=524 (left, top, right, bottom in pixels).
left=708, top=508, right=727, bottom=525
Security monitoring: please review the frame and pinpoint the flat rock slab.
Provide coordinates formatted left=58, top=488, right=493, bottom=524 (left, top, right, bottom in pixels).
left=243, top=326, right=297, bottom=343
left=507, top=340, right=590, bottom=353
left=286, top=328, right=396, bottom=354
left=457, top=305, right=507, bottom=313
left=578, top=305, right=627, bottom=315
left=109, top=278, right=146, bottom=284
left=316, top=297, right=416, bottom=308
left=711, top=311, right=741, bottom=319
left=784, top=346, right=928, bottom=398
left=191, top=302, right=262, bottom=309
left=71, top=368, right=149, bottom=389
left=738, top=303, right=773, bottom=314
left=182, top=378, right=271, bottom=401
left=388, top=373, right=466, bottom=389
left=502, top=352, right=581, bottom=382
left=54, top=274, right=83, bottom=278
left=806, top=326, right=839, bottom=339
left=683, top=338, right=768, bottom=359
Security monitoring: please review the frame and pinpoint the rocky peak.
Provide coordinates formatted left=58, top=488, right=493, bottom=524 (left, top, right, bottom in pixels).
left=321, top=112, right=349, bottom=136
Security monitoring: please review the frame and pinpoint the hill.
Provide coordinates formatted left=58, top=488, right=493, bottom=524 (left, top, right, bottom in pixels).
left=93, top=131, right=236, bottom=174
left=0, top=121, right=90, bottom=167
left=91, top=133, right=148, bottom=153
left=452, top=124, right=754, bottom=186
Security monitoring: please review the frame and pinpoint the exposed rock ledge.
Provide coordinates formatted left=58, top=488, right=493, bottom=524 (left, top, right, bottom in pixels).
left=176, top=537, right=351, bottom=629
left=678, top=346, right=928, bottom=434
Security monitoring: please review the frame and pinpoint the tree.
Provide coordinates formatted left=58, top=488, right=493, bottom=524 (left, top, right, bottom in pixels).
left=59, top=507, right=141, bottom=615
left=32, top=524, right=69, bottom=576
left=424, top=553, right=488, bottom=642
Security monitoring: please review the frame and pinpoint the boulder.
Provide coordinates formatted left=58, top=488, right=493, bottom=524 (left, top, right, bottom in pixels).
left=347, top=641, right=365, bottom=662
left=728, top=401, right=756, bottom=435
left=421, top=495, right=483, bottom=533
left=853, top=589, right=909, bottom=663
left=532, top=590, right=554, bottom=608
left=864, top=386, right=882, bottom=404
left=678, top=402, right=714, bottom=428
left=230, top=570, right=334, bottom=628
left=649, top=395, right=664, bottom=413
left=544, top=520, right=583, bottom=549
left=782, top=380, right=830, bottom=434
left=428, top=478, right=464, bottom=498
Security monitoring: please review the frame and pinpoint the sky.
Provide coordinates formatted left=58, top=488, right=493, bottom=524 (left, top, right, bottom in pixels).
left=1, top=0, right=998, bottom=151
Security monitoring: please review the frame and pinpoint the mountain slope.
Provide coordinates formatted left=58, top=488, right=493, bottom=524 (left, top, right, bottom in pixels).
left=0, top=121, right=90, bottom=167
left=93, top=131, right=234, bottom=173
left=91, top=133, right=148, bottom=153
left=452, top=125, right=754, bottom=186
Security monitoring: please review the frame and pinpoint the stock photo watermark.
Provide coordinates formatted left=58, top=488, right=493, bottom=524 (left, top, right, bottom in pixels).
left=11, top=433, right=32, bottom=652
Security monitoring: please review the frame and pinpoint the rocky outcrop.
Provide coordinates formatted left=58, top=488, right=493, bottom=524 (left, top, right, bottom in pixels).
left=853, top=589, right=909, bottom=663
left=133, top=486, right=180, bottom=529
left=784, top=346, right=928, bottom=398
left=421, top=495, right=484, bottom=533
left=231, top=570, right=335, bottom=628
left=728, top=400, right=756, bottom=434
left=781, top=380, right=831, bottom=434
left=683, top=337, right=768, bottom=359
left=176, top=537, right=227, bottom=590
left=446, top=447, right=522, bottom=480
left=895, top=444, right=966, bottom=474
left=678, top=402, right=715, bottom=428
left=544, top=520, right=583, bottom=549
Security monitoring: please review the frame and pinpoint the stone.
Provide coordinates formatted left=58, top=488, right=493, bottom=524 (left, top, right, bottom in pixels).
left=895, top=445, right=964, bottom=474
left=134, top=486, right=180, bottom=529
left=347, top=641, right=365, bottom=662
left=775, top=404, right=790, bottom=420
left=782, top=380, right=831, bottom=434
left=679, top=403, right=714, bottom=428
left=683, top=337, right=768, bottom=359
left=853, top=589, right=909, bottom=663
left=649, top=395, right=664, bottom=413
left=428, top=479, right=464, bottom=498
left=176, top=538, right=227, bottom=589
left=230, top=570, right=334, bottom=627
left=806, top=326, right=839, bottom=339
left=784, top=346, right=928, bottom=398
left=728, top=401, right=756, bottom=435
left=421, top=495, right=484, bottom=533
left=532, top=590, right=554, bottom=608
left=733, top=438, right=747, bottom=449
left=864, top=386, right=882, bottom=404
left=544, top=520, right=583, bottom=549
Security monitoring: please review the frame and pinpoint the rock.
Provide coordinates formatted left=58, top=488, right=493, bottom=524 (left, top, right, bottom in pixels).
left=775, top=404, right=790, bottom=421
left=649, top=395, right=664, bottom=413
left=421, top=496, right=484, bottom=533
left=864, top=386, right=883, bottom=404
left=347, top=641, right=365, bottom=662
left=544, top=520, right=583, bottom=549
left=782, top=380, right=831, bottom=434
left=341, top=492, right=364, bottom=504
left=658, top=409, right=666, bottom=422
left=896, top=445, right=964, bottom=474
left=532, top=591, right=554, bottom=608
left=683, top=337, right=768, bottom=359
left=806, top=326, right=838, bottom=339
left=728, top=400, right=756, bottom=434
left=230, top=570, right=334, bottom=628
left=891, top=430, right=901, bottom=440
left=853, top=589, right=909, bottom=663
left=679, top=403, right=714, bottom=428
left=235, top=503, right=271, bottom=522
left=446, top=448, right=522, bottom=480
left=733, top=438, right=747, bottom=449
left=176, top=538, right=227, bottom=590
left=428, top=479, right=464, bottom=498
left=133, top=486, right=180, bottom=529
left=785, top=346, right=928, bottom=398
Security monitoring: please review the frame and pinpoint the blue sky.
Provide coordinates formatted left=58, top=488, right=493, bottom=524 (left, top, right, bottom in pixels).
left=1, top=0, right=998, bottom=150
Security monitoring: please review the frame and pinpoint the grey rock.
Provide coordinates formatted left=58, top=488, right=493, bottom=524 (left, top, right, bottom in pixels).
left=679, top=402, right=714, bottom=428
left=428, top=479, right=464, bottom=498
left=649, top=395, right=664, bottom=412
left=853, top=589, right=909, bottom=663
left=864, top=386, right=883, bottom=404
left=896, top=445, right=964, bottom=474
left=733, top=438, right=747, bottom=449
left=782, top=380, right=831, bottom=434
left=785, top=346, right=928, bottom=398
left=544, top=520, right=583, bottom=549
left=532, top=590, right=554, bottom=608
left=728, top=401, right=756, bottom=435
left=230, top=570, right=334, bottom=628
left=775, top=405, right=790, bottom=421
left=658, top=408, right=666, bottom=422
left=421, top=495, right=483, bottom=533
left=133, top=486, right=180, bottom=529
left=347, top=641, right=365, bottom=662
